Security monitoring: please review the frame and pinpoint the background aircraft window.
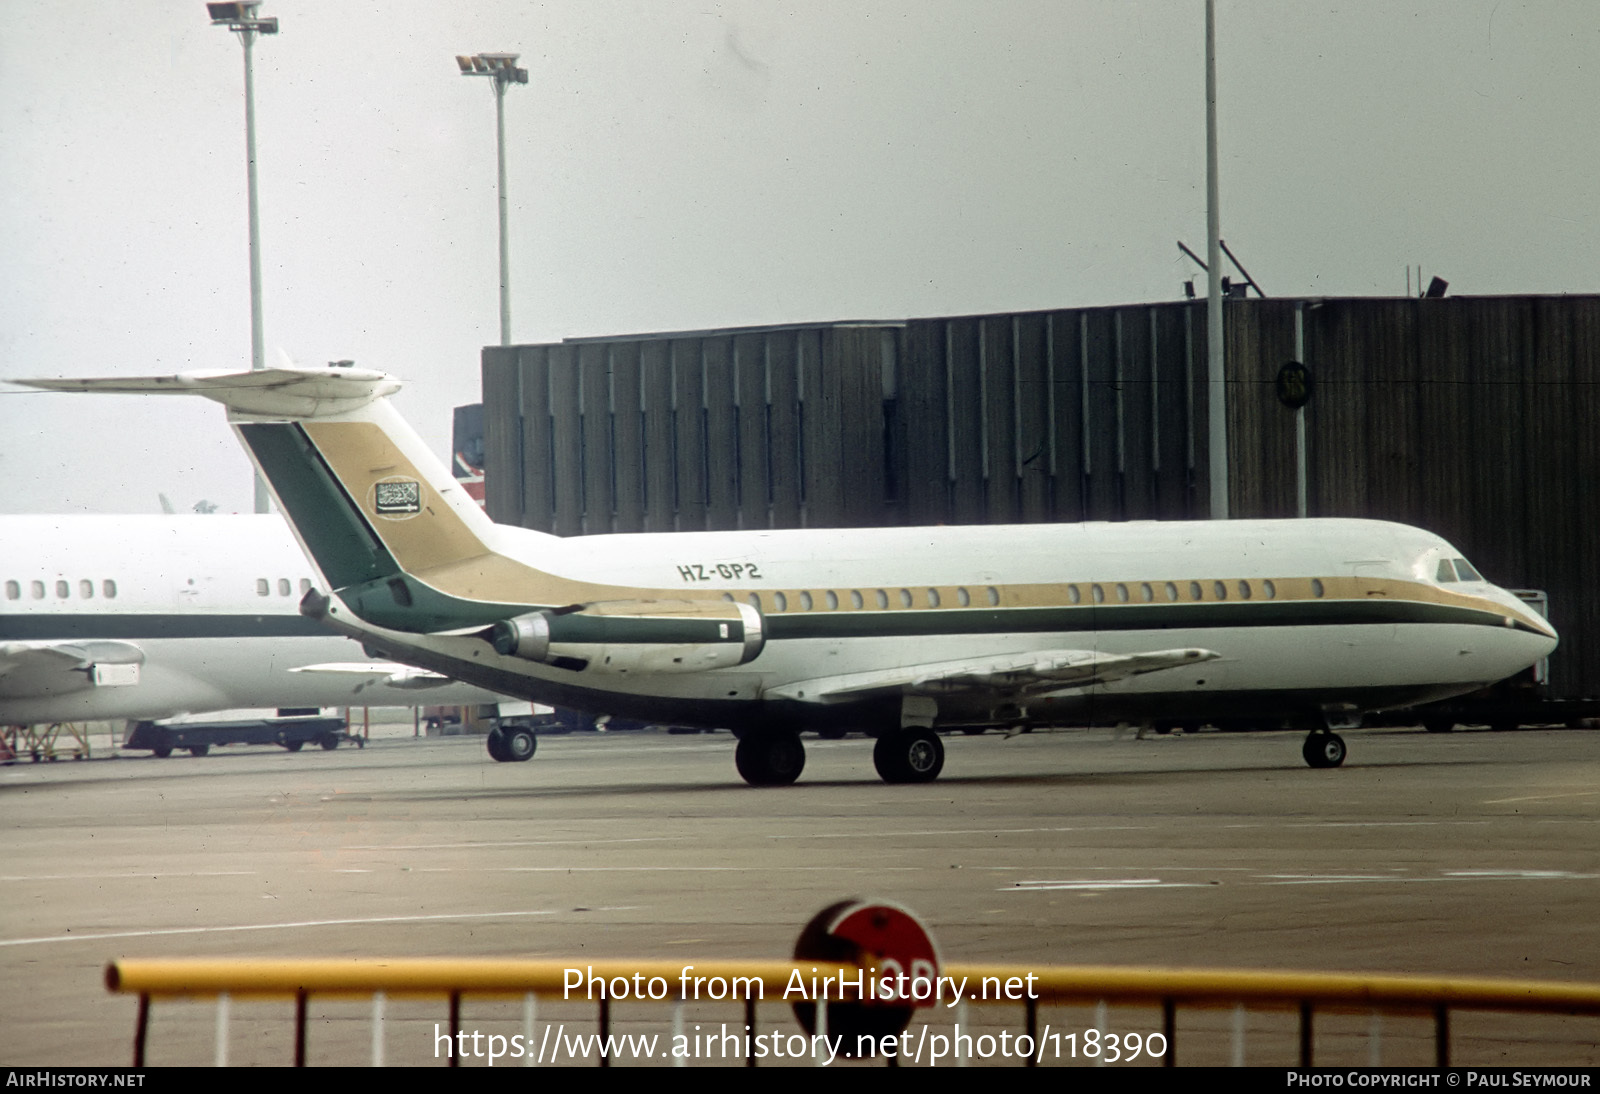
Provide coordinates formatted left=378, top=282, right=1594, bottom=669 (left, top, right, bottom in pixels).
left=1068, top=584, right=1081, bottom=604
left=1454, top=559, right=1483, bottom=582
left=825, top=591, right=839, bottom=610
left=956, top=587, right=970, bottom=607
left=1140, top=583, right=1154, bottom=602
left=1238, top=580, right=1252, bottom=600
left=875, top=589, right=889, bottom=609
left=1091, top=584, right=1105, bottom=604
left=1263, top=579, right=1276, bottom=599
left=299, top=579, right=312, bottom=594
left=1213, top=581, right=1227, bottom=601
left=278, top=578, right=292, bottom=596
left=774, top=592, right=788, bottom=612
left=1165, top=582, right=1179, bottom=601
left=1312, top=579, right=1325, bottom=598
left=4, top=581, right=17, bottom=600
left=748, top=593, right=762, bottom=610
left=898, top=589, right=912, bottom=608
left=850, top=590, right=864, bottom=610
left=1436, top=559, right=1458, bottom=583
left=1115, top=583, right=1129, bottom=603
left=256, top=578, right=270, bottom=596
left=721, top=592, right=735, bottom=602
left=79, top=579, right=94, bottom=599
left=1189, top=581, right=1203, bottom=600
left=926, top=588, right=941, bottom=608
left=103, top=580, right=117, bottom=599
left=56, top=580, right=69, bottom=598
left=986, top=587, right=999, bottom=606
left=799, top=591, right=814, bottom=611
left=30, top=581, right=44, bottom=599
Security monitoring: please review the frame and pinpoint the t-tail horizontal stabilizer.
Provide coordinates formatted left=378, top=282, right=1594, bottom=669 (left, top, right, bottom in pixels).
left=15, top=367, right=402, bottom=420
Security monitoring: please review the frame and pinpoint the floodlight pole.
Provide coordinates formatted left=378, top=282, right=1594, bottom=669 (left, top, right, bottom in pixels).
left=1205, top=0, right=1229, bottom=520
left=458, top=53, right=528, bottom=347
left=209, top=2, right=279, bottom=513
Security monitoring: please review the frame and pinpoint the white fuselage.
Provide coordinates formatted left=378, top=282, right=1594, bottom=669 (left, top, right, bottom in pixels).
left=0, top=515, right=505, bottom=726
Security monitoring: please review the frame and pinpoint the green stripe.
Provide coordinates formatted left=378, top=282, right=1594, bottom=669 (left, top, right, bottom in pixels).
left=237, top=423, right=401, bottom=590
left=0, top=615, right=332, bottom=640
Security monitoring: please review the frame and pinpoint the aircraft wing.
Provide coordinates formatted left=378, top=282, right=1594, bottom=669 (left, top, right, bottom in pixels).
left=288, top=662, right=461, bottom=691
left=764, top=647, right=1218, bottom=704
left=0, top=641, right=145, bottom=699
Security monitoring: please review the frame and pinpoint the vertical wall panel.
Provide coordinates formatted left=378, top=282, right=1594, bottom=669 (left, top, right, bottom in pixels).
left=516, top=347, right=553, bottom=533
left=980, top=317, right=1018, bottom=523
left=734, top=333, right=770, bottom=529
left=1046, top=311, right=1085, bottom=521
left=639, top=340, right=675, bottom=533
left=547, top=344, right=582, bottom=537
left=900, top=319, right=950, bottom=525
left=1013, top=314, right=1051, bottom=521
left=702, top=337, right=739, bottom=531
left=577, top=343, right=612, bottom=535
left=944, top=319, right=984, bottom=524
left=831, top=326, right=887, bottom=526
left=1082, top=310, right=1120, bottom=520
left=481, top=347, right=523, bottom=527
left=671, top=339, right=707, bottom=532
left=766, top=333, right=802, bottom=528
left=610, top=342, right=645, bottom=533
left=1118, top=308, right=1155, bottom=519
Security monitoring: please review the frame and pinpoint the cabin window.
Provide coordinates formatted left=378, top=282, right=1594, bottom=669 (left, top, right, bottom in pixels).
left=1312, top=578, right=1325, bottom=598
left=926, top=588, right=941, bottom=608
left=278, top=578, right=291, bottom=597
left=774, top=592, right=788, bottom=612
left=1115, top=583, right=1129, bottom=603
left=825, top=591, right=839, bottom=611
left=79, top=579, right=93, bottom=599
left=1238, top=580, right=1252, bottom=600
left=103, top=580, right=117, bottom=599
left=256, top=578, right=270, bottom=596
left=898, top=589, right=913, bottom=608
left=1165, top=582, right=1179, bottom=601
left=30, top=581, right=44, bottom=599
left=1263, top=579, right=1276, bottom=600
left=799, top=591, right=814, bottom=611
left=56, top=580, right=69, bottom=598
left=986, top=587, right=1000, bottom=606
left=721, top=592, right=735, bottom=602
left=1091, top=584, right=1105, bottom=604
left=875, top=589, right=889, bottom=610
left=1454, top=558, right=1483, bottom=582
left=4, top=581, right=17, bottom=600
left=1068, top=584, right=1081, bottom=604
left=851, top=590, right=864, bottom=610
left=956, top=587, right=970, bottom=607
left=1189, top=581, right=1203, bottom=601
left=1213, top=581, right=1227, bottom=601
left=748, top=593, right=762, bottom=610
left=1140, top=583, right=1154, bottom=602
left=1436, top=559, right=1458, bottom=583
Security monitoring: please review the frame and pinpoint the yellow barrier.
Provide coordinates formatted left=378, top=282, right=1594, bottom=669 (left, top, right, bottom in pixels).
left=106, top=957, right=1600, bottom=1067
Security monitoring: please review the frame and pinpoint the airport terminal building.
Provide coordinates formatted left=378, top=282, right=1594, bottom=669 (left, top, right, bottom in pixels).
left=481, top=294, right=1600, bottom=697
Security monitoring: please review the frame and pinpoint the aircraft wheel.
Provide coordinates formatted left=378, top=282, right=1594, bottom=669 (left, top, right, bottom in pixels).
left=283, top=740, right=304, bottom=752
left=1303, top=731, right=1347, bottom=769
left=187, top=745, right=209, bottom=757
left=735, top=732, right=805, bottom=787
left=320, top=735, right=340, bottom=751
left=501, top=726, right=538, bottom=763
left=486, top=728, right=510, bottom=762
left=874, top=728, right=945, bottom=784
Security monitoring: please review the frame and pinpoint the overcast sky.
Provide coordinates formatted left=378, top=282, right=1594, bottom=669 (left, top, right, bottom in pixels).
left=3, top=1, right=1596, bottom=515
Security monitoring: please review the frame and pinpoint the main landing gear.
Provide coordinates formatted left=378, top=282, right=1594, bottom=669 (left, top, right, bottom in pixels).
left=1302, top=730, right=1347, bottom=769
left=873, top=728, right=945, bottom=784
left=735, top=731, right=806, bottom=786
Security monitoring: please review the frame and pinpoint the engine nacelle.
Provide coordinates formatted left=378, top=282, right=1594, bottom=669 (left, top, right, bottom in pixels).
left=489, top=599, right=765, bottom=674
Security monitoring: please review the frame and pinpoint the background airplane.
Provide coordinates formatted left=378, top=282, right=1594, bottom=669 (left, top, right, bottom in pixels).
left=0, top=512, right=524, bottom=758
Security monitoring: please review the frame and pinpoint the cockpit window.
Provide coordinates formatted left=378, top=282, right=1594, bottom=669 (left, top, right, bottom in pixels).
left=1436, top=559, right=1458, bottom=583
left=1453, top=558, right=1483, bottom=582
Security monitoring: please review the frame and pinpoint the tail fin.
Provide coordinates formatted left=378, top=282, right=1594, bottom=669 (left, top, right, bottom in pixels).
left=18, top=368, right=512, bottom=626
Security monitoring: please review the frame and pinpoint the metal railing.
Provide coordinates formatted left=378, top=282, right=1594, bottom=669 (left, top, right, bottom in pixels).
left=106, top=957, right=1600, bottom=1067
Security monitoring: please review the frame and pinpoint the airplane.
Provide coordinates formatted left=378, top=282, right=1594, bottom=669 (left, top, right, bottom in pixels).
left=0, top=512, right=524, bottom=756
left=18, top=366, right=1559, bottom=786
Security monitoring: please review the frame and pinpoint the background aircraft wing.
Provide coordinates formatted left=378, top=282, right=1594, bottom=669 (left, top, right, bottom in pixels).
left=765, top=647, right=1218, bottom=704
left=288, top=662, right=461, bottom=691
left=0, top=641, right=145, bottom=699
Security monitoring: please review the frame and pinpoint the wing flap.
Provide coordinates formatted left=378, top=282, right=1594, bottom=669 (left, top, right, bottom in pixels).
left=766, top=647, right=1218, bottom=704
left=289, top=662, right=458, bottom=691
